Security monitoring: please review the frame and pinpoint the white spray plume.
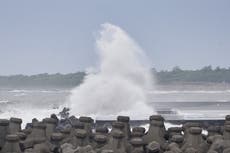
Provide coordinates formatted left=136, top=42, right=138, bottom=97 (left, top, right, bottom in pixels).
left=68, top=23, right=155, bottom=120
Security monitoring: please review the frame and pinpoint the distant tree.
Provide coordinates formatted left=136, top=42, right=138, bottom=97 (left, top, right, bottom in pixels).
left=172, top=66, right=182, bottom=72
left=201, top=65, right=212, bottom=71
left=1, top=66, right=230, bottom=87
left=215, top=66, right=221, bottom=71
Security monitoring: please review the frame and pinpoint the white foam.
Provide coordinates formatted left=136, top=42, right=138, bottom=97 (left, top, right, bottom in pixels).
left=140, top=122, right=182, bottom=131
left=149, top=90, right=230, bottom=94
left=67, top=23, right=155, bottom=119
left=176, top=109, right=228, bottom=120
left=0, top=100, right=9, bottom=104
left=8, top=89, right=68, bottom=93
left=14, top=93, right=27, bottom=97
left=0, top=106, right=62, bottom=128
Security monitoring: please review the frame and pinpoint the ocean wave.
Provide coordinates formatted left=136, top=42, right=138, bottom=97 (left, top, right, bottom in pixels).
left=14, top=93, right=27, bottom=97
left=0, top=100, right=9, bottom=104
left=176, top=110, right=229, bottom=120
left=140, top=122, right=182, bottom=131
left=8, top=89, right=69, bottom=94
left=216, top=100, right=230, bottom=102
left=0, top=106, right=63, bottom=128
left=149, top=90, right=230, bottom=94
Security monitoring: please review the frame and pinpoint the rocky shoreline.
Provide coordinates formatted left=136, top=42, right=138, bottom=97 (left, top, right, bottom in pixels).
left=1, top=115, right=230, bottom=153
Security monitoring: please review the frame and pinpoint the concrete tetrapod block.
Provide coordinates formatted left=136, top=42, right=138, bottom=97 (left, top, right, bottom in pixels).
left=0, top=119, right=9, bottom=149
left=8, top=117, right=22, bottom=134
left=1, top=134, right=22, bottom=153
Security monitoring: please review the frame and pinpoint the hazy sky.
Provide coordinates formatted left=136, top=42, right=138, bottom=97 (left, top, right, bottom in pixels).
left=0, top=0, right=230, bottom=75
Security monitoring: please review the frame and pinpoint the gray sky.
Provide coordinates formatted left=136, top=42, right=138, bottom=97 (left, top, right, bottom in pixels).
left=0, top=0, right=230, bottom=75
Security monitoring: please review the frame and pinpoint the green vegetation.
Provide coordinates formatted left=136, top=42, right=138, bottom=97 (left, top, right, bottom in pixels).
left=155, top=66, right=230, bottom=84
left=0, top=72, right=85, bottom=88
left=1, top=66, right=230, bottom=88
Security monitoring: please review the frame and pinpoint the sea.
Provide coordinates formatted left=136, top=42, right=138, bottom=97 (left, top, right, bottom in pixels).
left=1, top=83, right=230, bottom=127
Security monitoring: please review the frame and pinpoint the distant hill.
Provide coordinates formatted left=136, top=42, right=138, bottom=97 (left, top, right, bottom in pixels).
left=0, top=72, right=85, bottom=88
left=1, top=66, right=230, bottom=88
left=154, top=66, right=230, bottom=84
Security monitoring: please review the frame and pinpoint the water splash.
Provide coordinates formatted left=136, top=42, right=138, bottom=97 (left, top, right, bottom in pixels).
left=68, top=23, right=155, bottom=120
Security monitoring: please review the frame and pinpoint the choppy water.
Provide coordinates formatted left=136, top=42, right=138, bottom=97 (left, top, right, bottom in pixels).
left=1, top=87, right=230, bottom=126
left=0, top=88, right=69, bottom=126
left=148, top=89, right=230, bottom=120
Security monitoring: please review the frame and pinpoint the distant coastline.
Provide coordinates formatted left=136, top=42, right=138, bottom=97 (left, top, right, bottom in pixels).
left=1, top=66, right=230, bottom=89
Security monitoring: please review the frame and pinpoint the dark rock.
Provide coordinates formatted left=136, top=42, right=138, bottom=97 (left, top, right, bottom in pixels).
left=207, top=126, right=221, bottom=136
left=146, top=141, right=161, bottom=153
left=130, top=138, right=144, bottom=153
left=171, top=135, right=183, bottom=147
left=0, top=119, right=9, bottom=149
left=184, top=147, right=198, bottom=153
left=8, top=117, right=22, bottom=134
left=95, top=126, right=109, bottom=135
left=143, top=119, right=165, bottom=146
left=103, top=130, right=126, bottom=153
left=149, top=115, right=164, bottom=121
left=1, top=134, right=22, bottom=153
left=181, top=127, right=203, bottom=151
left=72, top=121, right=85, bottom=129
left=43, top=118, right=57, bottom=140
left=223, top=125, right=230, bottom=140
left=132, top=127, right=146, bottom=134
left=94, top=134, right=107, bottom=152
left=50, top=133, right=63, bottom=152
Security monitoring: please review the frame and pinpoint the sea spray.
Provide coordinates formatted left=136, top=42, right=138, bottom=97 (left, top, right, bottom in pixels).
left=68, top=23, right=155, bottom=119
